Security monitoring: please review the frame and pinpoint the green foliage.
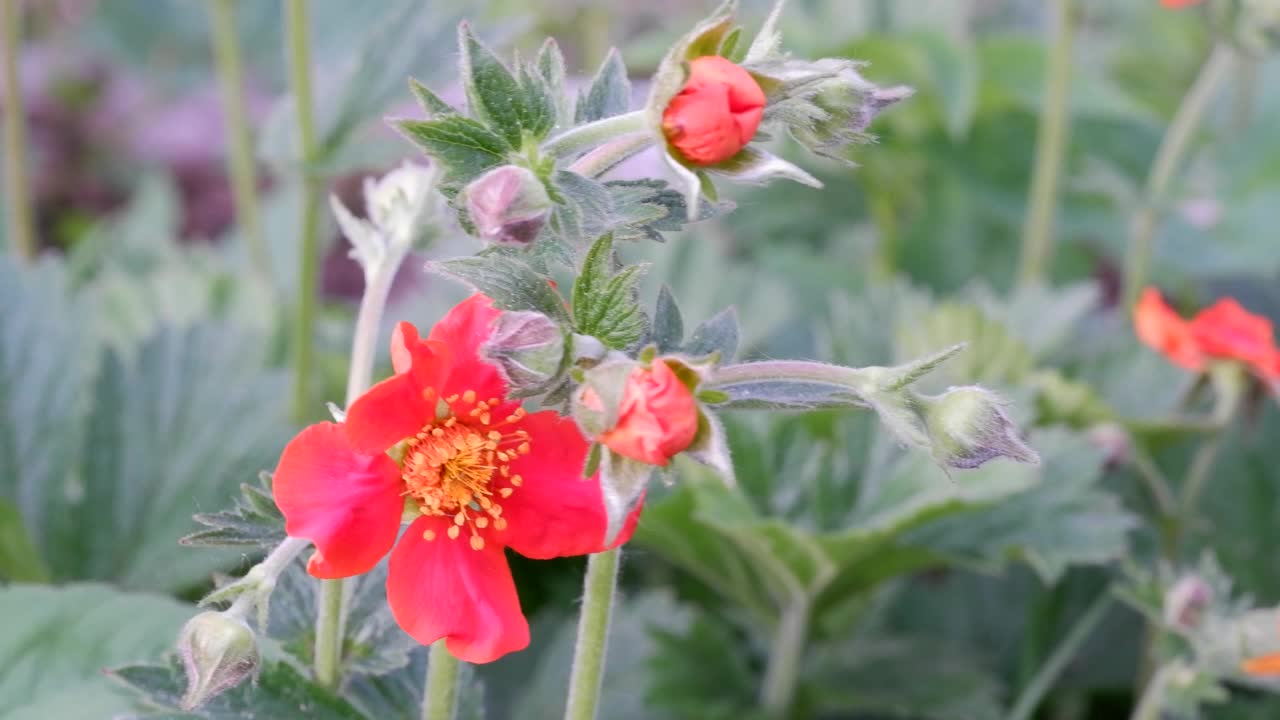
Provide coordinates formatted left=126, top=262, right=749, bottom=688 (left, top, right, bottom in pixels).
left=572, top=234, right=649, bottom=349
left=0, top=584, right=195, bottom=720
left=395, top=116, right=510, bottom=188
left=575, top=50, right=631, bottom=124
left=429, top=255, right=571, bottom=323
left=182, top=473, right=286, bottom=550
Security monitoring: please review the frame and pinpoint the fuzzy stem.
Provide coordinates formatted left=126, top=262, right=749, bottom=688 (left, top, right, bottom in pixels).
left=1008, top=590, right=1111, bottom=720
left=569, top=134, right=653, bottom=179
left=563, top=548, right=621, bottom=720
left=1016, top=0, right=1076, bottom=287
left=1129, top=665, right=1171, bottom=720
left=313, top=578, right=345, bottom=687
left=422, top=641, right=461, bottom=720
left=208, top=0, right=270, bottom=277
left=286, top=0, right=321, bottom=422
left=1, top=0, right=34, bottom=261
left=542, top=111, right=648, bottom=159
left=760, top=598, right=810, bottom=716
left=1121, top=43, right=1235, bottom=310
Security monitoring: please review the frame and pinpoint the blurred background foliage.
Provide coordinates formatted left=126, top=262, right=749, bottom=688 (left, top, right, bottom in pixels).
left=2, top=0, right=1280, bottom=719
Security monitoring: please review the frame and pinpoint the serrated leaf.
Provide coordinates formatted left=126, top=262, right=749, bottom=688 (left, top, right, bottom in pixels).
left=181, top=473, right=285, bottom=549
left=347, top=647, right=486, bottom=720
left=429, top=255, right=571, bottom=323
left=684, top=306, right=740, bottom=359
left=458, top=23, right=555, bottom=146
left=535, top=38, right=571, bottom=127
left=575, top=49, right=631, bottom=124
left=395, top=116, right=510, bottom=186
left=650, top=285, right=685, bottom=352
left=114, top=656, right=366, bottom=720
left=407, top=77, right=456, bottom=117
left=572, top=234, right=649, bottom=349
left=0, top=584, right=194, bottom=720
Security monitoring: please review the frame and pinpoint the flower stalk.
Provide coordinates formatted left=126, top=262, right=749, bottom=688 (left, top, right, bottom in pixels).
left=1121, top=43, right=1235, bottom=310
left=208, top=0, right=269, bottom=277
left=1, top=0, right=34, bottom=261
left=422, top=641, right=462, bottom=720
left=1016, top=0, right=1076, bottom=287
left=542, top=110, right=649, bottom=158
left=563, top=547, right=621, bottom=720
left=760, top=598, right=811, bottom=716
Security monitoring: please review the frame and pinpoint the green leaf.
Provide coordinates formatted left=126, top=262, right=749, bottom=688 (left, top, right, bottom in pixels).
left=458, top=22, right=555, bottom=146
left=407, top=77, right=456, bottom=117
left=915, top=32, right=979, bottom=140
left=575, top=49, right=631, bottom=123
left=650, top=285, right=685, bottom=352
left=572, top=234, right=649, bottom=349
left=429, top=255, right=571, bottom=323
left=0, top=584, right=194, bottom=720
left=114, top=657, right=366, bottom=720
left=347, top=647, right=486, bottom=720
left=0, top=500, right=50, bottom=582
left=535, top=38, right=571, bottom=127
left=684, top=306, right=741, bottom=359
left=181, top=472, right=285, bottom=549
left=394, top=116, right=510, bottom=186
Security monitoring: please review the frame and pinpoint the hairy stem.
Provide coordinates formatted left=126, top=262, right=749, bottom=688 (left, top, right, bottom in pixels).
left=208, top=0, right=269, bottom=276
left=761, top=598, right=811, bottom=716
left=286, top=0, right=321, bottom=423
left=569, top=134, right=653, bottom=178
left=542, top=110, right=648, bottom=158
left=1121, top=43, right=1235, bottom=310
left=1, top=0, right=34, bottom=261
left=1016, top=0, right=1076, bottom=287
left=564, top=548, right=621, bottom=720
left=422, top=641, right=461, bottom=720
left=313, top=578, right=345, bottom=687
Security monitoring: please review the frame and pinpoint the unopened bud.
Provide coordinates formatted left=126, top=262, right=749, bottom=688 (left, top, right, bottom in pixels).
left=1164, top=575, right=1212, bottom=630
left=921, top=386, right=1040, bottom=469
left=365, top=162, right=442, bottom=250
left=177, top=611, right=259, bottom=710
left=481, top=311, right=568, bottom=396
left=463, top=165, right=552, bottom=246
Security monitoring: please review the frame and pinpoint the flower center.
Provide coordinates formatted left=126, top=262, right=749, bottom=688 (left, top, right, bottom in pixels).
left=401, top=390, right=530, bottom=550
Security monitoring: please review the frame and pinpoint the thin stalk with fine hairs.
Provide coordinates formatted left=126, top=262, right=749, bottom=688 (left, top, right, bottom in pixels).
left=569, top=134, right=653, bottom=178
left=563, top=547, right=621, bottom=720
left=1016, top=0, right=1076, bottom=287
left=1, top=0, right=34, bottom=261
left=286, top=0, right=322, bottom=423
left=1121, top=43, right=1235, bottom=310
left=208, top=0, right=270, bottom=276
left=542, top=110, right=648, bottom=158
left=760, top=598, right=811, bottom=716
left=1007, top=590, right=1112, bottom=720
left=422, top=641, right=462, bottom=720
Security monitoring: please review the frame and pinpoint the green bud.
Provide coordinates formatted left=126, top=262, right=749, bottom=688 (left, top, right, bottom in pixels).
left=177, top=611, right=259, bottom=710
left=920, top=386, right=1039, bottom=470
left=462, top=165, right=553, bottom=246
left=481, top=311, right=569, bottom=397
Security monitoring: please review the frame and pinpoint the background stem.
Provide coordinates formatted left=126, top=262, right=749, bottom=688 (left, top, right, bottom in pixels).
left=1008, top=590, right=1112, bottom=720
left=1016, top=0, right=1076, bottom=287
left=286, top=0, right=321, bottom=422
left=422, top=641, right=461, bottom=720
left=1121, top=43, right=1234, bottom=310
left=313, top=577, right=345, bottom=688
left=563, top=548, right=621, bottom=720
left=1, top=0, right=34, bottom=261
left=208, top=0, right=270, bottom=277
left=761, top=598, right=810, bottom=716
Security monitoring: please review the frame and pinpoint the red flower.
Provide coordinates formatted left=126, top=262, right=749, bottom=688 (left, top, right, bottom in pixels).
left=1161, top=0, right=1202, bottom=8
left=598, top=360, right=699, bottom=466
left=662, top=55, right=766, bottom=166
left=273, top=295, right=638, bottom=663
left=1135, top=287, right=1280, bottom=383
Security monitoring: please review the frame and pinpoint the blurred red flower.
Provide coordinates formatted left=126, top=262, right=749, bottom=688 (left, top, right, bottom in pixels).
left=1161, top=0, right=1203, bottom=7
left=273, top=295, right=636, bottom=663
left=1136, top=288, right=1280, bottom=383
left=662, top=55, right=765, bottom=165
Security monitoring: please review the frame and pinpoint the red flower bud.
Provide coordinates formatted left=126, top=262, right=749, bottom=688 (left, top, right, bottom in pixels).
left=599, top=360, right=699, bottom=466
left=662, top=56, right=766, bottom=166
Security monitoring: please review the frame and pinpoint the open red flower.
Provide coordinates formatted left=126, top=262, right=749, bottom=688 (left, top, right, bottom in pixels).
left=662, top=55, right=766, bottom=166
left=273, top=295, right=637, bottom=663
left=1135, top=287, right=1280, bottom=384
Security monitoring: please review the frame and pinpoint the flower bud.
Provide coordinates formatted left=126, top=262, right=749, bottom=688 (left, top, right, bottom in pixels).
left=920, top=386, right=1039, bottom=469
left=364, top=162, right=443, bottom=250
left=789, top=72, right=913, bottom=160
left=597, top=359, right=700, bottom=466
left=177, top=611, right=259, bottom=710
left=463, top=165, right=553, bottom=246
left=481, top=311, right=568, bottom=396
left=1164, top=575, right=1213, bottom=630
left=662, top=56, right=766, bottom=166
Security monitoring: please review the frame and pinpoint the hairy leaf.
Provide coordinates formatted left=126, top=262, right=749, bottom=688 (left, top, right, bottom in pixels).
left=430, top=255, right=571, bottom=323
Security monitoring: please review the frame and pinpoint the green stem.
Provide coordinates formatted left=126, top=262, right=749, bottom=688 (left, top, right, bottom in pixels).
left=208, top=0, right=269, bottom=277
left=563, top=548, right=621, bottom=720
left=867, top=185, right=898, bottom=282
left=286, top=0, right=321, bottom=423
left=313, top=577, right=345, bottom=688
left=1007, top=590, right=1112, bottom=720
left=568, top=134, right=653, bottom=179
left=1016, top=0, right=1076, bottom=287
left=1129, top=665, right=1171, bottom=720
left=760, top=598, right=811, bottom=716
left=542, top=111, right=648, bottom=158
left=1121, top=43, right=1235, bottom=310
left=1, top=0, right=34, bottom=261
left=422, top=641, right=461, bottom=720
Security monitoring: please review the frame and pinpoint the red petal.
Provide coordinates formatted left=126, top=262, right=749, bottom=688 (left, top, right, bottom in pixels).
left=274, top=423, right=403, bottom=578
left=499, top=410, right=641, bottom=558
left=387, top=516, right=530, bottom=663
left=1135, top=288, right=1205, bottom=371
left=345, top=338, right=451, bottom=454
left=1190, top=297, right=1276, bottom=375
left=426, top=294, right=507, bottom=403
left=390, top=322, right=421, bottom=375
